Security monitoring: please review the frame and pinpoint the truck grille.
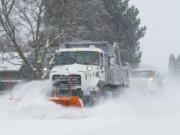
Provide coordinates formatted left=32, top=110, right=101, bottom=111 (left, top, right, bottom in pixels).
left=52, top=74, right=81, bottom=86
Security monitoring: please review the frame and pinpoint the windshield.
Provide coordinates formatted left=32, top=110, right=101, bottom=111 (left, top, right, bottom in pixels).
left=55, top=51, right=99, bottom=66
left=132, top=70, right=156, bottom=78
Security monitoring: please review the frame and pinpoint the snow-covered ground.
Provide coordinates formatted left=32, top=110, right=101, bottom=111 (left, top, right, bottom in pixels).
left=0, top=79, right=180, bottom=135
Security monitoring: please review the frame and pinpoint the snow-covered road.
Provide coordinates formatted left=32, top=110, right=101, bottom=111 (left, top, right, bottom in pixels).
left=0, top=79, right=180, bottom=135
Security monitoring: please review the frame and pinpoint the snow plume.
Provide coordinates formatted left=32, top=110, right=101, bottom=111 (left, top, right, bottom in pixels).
left=1, top=78, right=180, bottom=120
left=85, top=78, right=180, bottom=135
left=0, top=80, right=86, bottom=119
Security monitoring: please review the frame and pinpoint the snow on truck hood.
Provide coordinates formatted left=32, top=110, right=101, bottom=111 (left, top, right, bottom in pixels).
left=56, top=47, right=104, bottom=53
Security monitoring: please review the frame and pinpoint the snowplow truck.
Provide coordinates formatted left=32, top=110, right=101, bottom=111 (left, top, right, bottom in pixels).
left=48, top=42, right=130, bottom=107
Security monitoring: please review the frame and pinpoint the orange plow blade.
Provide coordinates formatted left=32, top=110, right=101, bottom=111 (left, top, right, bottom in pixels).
left=48, top=96, right=84, bottom=108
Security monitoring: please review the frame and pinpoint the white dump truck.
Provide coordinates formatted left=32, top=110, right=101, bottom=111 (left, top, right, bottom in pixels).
left=48, top=42, right=130, bottom=107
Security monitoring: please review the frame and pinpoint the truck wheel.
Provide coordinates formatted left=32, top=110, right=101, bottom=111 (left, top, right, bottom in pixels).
left=97, top=80, right=105, bottom=90
left=82, top=96, right=95, bottom=107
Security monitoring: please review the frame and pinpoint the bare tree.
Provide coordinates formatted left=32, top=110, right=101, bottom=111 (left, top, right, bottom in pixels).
left=0, top=0, right=57, bottom=79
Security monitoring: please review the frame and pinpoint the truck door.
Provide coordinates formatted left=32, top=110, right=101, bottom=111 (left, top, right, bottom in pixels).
left=99, top=53, right=105, bottom=81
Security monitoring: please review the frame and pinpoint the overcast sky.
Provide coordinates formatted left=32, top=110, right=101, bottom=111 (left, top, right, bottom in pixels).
left=130, top=0, right=180, bottom=73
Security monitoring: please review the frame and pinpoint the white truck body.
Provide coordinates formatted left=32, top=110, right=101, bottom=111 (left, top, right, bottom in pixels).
left=49, top=42, right=129, bottom=104
left=50, top=47, right=105, bottom=96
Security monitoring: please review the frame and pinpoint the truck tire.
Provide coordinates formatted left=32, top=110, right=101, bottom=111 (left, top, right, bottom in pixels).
left=97, top=80, right=105, bottom=90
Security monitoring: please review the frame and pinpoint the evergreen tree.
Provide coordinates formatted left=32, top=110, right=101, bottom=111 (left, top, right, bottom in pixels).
left=102, top=0, right=146, bottom=67
left=44, top=0, right=146, bottom=67
left=168, top=54, right=176, bottom=75
left=176, top=54, right=180, bottom=76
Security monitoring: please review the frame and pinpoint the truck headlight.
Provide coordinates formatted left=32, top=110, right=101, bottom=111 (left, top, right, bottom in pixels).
left=149, top=78, right=154, bottom=81
left=44, top=68, right=48, bottom=71
left=87, top=66, right=92, bottom=71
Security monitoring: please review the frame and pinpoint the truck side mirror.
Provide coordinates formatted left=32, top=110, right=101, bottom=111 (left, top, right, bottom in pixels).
left=100, top=53, right=104, bottom=69
left=110, top=57, right=114, bottom=66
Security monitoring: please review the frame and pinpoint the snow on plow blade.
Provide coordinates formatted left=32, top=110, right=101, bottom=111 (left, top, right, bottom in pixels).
left=48, top=96, right=84, bottom=108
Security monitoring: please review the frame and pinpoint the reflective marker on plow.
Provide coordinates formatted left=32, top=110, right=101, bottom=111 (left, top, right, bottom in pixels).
left=48, top=96, right=84, bottom=108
